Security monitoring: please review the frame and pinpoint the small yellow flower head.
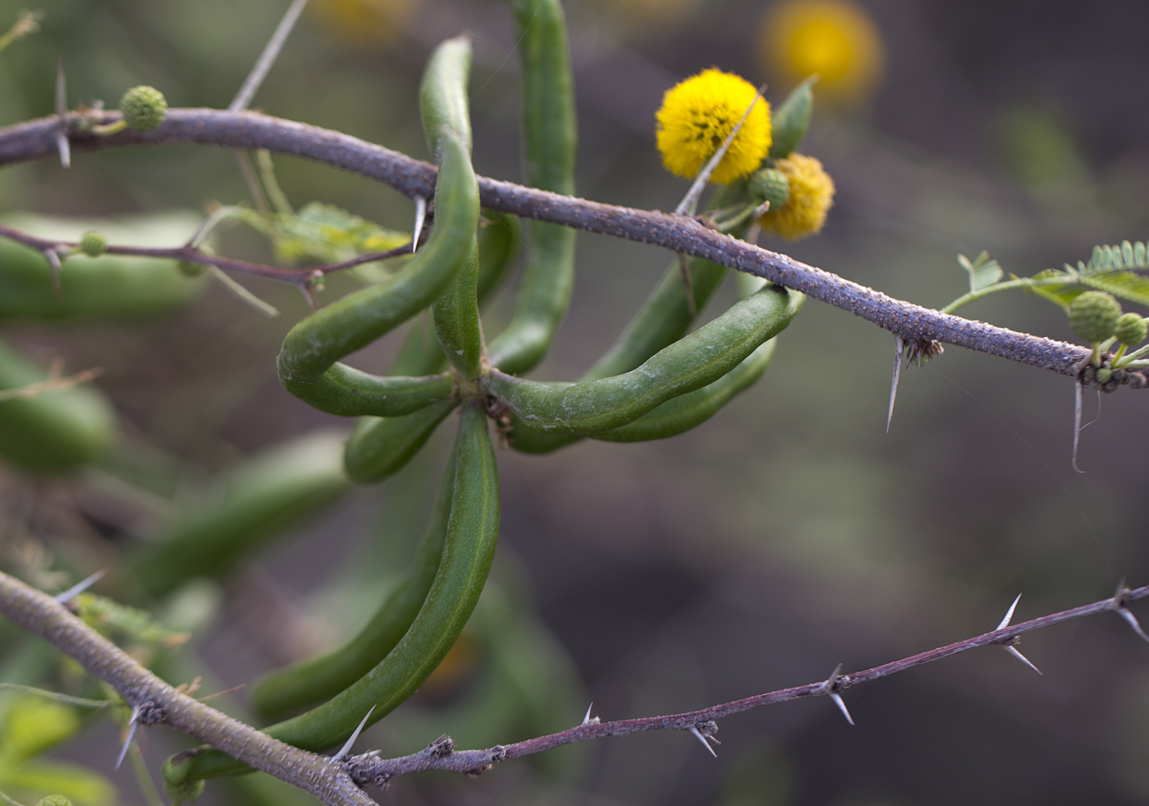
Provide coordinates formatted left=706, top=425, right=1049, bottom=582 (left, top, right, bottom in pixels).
left=656, top=69, right=772, bottom=185
left=759, top=0, right=884, bottom=104
left=758, top=153, right=835, bottom=240
left=311, top=0, right=416, bottom=45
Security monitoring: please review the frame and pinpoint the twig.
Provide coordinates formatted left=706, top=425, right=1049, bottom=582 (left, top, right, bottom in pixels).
left=0, top=222, right=413, bottom=284
left=1, top=566, right=1146, bottom=799
left=0, top=569, right=374, bottom=806
left=345, top=583, right=1149, bottom=783
left=0, top=110, right=1127, bottom=388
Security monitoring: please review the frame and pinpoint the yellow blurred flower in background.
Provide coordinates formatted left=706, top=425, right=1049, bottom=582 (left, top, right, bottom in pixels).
left=759, top=0, right=884, bottom=104
left=758, top=153, right=835, bottom=240
left=310, top=0, right=416, bottom=45
left=656, top=69, right=772, bottom=185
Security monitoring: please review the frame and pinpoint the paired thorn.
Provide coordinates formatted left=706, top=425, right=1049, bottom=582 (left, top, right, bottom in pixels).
left=887, top=334, right=905, bottom=433
left=818, top=663, right=855, bottom=725
left=412, top=196, right=428, bottom=253
left=688, top=722, right=720, bottom=758
left=675, top=85, right=766, bottom=217
left=581, top=702, right=599, bottom=726
left=994, top=594, right=1042, bottom=674
left=1072, top=379, right=1085, bottom=474
left=114, top=704, right=141, bottom=770
left=54, top=569, right=106, bottom=604
left=1109, top=581, right=1149, bottom=645
left=55, top=60, right=70, bottom=169
left=333, top=706, right=376, bottom=762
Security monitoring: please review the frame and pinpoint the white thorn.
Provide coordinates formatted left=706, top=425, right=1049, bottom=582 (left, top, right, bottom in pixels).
left=1117, top=607, right=1149, bottom=645
left=55, top=60, right=70, bottom=169
left=582, top=702, right=599, bottom=726
left=675, top=86, right=765, bottom=217
left=1072, top=378, right=1085, bottom=473
left=114, top=705, right=141, bottom=770
left=688, top=726, right=718, bottom=758
left=887, top=335, right=904, bottom=433
left=827, top=691, right=855, bottom=725
left=412, top=196, right=427, bottom=253
left=818, top=663, right=855, bottom=725
left=996, top=593, right=1022, bottom=631
left=1002, top=645, right=1043, bottom=675
left=54, top=569, right=106, bottom=603
left=333, top=705, right=376, bottom=762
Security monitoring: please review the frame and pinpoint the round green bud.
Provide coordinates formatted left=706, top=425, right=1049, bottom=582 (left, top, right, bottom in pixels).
left=177, top=259, right=205, bottom=278
left=1114, top=312, right=1148, bottom=347
left=36, top=797, right=75, bottom=806
left=748, top=167, right=791, bottom=211
left=1068, top=290, right=1122, bottom=344
left=79, top=230, right=107, bottom=257
left=120, top=85, right=167, bottom=133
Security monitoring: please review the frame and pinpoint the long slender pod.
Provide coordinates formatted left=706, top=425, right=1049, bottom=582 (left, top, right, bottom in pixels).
left=130, top=432, right=352, bottom=598
left=343, top=398, right=459, bottom=484
left=485, top=0, right=577, bottom=374
left=252, top=443, right=459, bottom=720
left=173, top=401, right=500, bottom=780
left=486, top=285, right=802, bottom=434
left=276, top=43, right=480, bottom=415
left=0, top=338, right=116, bottom=474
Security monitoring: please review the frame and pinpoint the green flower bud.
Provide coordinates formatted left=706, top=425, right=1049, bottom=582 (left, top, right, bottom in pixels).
left=177, top=259, right=205, bottom=278
left=1114, top=312, right=1148, bottom=347
left=79, top=230, right=107, bottom=257
left=120, top=86, right=167, bottom=133
left=36, top=797, right=75, bottom=806
left=1068, top=290, right=1122, bottom=344
left=748, top=167, right=790, bottom=211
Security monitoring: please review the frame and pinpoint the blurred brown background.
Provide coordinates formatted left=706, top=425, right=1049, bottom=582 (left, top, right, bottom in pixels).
left=4, top=0, right=1149, bottom=804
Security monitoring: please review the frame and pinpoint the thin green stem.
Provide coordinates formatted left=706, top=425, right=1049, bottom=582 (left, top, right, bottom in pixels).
left=941, top=276, right=1072, bottom=315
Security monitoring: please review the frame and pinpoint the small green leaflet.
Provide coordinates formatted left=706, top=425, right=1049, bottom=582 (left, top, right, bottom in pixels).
left=958, top=251, right=1003, bottom=293
left=273, top=202, right=408, bottom=266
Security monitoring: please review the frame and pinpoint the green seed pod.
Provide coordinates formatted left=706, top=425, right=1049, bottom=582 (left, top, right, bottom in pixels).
left=164, top=775, right=205, bottom=805
left=509, top=287, right=804, bottom=451
left=475, top=211, right=520, bottom=302
left=276, top=127, right=479, bottom=414
left=176, top=401, right=500, bottom=780
left=253, top=440, right=459, bottom=719
left=0, top=337, right=116, bottom=474
left=1068, top=290, right=1122, bottom=344
left=768, top=76, right=815, bottom=160
left=78, top=230, right=107, bottom=257
left=419, top=36, right=473, bottom=155
left=130, top=431, right=352, bottom=598
left=0, top=212, right=206, bottom=322
left=432, top=239, right=483, bottom=379
left=486, top=285, right=800, bottom=434
left=748, top=167, right=791, bottom=211
left=343, top=399, right=459, bottom=484
left=485, top=0, right=577, bottom=374
left=1114, top=312, right=1148, bottom=346
left=119, top=85, right=167, bottom=133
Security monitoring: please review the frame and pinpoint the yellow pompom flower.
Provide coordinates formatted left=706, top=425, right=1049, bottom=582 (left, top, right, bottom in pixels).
left=759, top=0, right=884, bottom=103
left=311, top=0, right=416, bottom=45
left=655, top=69, right=772, bottom=185
left=758, top=153, right=835, bottom=240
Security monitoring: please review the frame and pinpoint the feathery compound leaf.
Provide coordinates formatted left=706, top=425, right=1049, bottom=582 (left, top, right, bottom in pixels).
left=1084, top=240, right=1149, bottom=273
left=1079, top=271, right=1149, bottom=307
left=958, top=251, right=1003, bottom=293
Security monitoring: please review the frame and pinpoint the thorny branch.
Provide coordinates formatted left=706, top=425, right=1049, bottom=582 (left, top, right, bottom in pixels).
left=1, top=567, right=1147, bottom=801
left=0, top=109, right=1138, bottom=389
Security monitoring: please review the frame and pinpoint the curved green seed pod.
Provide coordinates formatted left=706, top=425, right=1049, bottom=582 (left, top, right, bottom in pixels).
left=387, top=212, right=521, bottom=379
left=0, top=338, right=116, bottom=474
left=485, top=0, right=577, bottom=374
left=433, top=239, right=483, bottom=379
left=130, top=431, right=352, bottom=599
left=280, top=366, right=454, bottom=417
left=343, top=398, right=459, bottom=484
left=419, top=35, right=473, bottom=155
left=276, top=127, right=479, bottom=413
left=176, top=401, right=500, bottom=780
left=486, top=285, right=801, bottom=435
left=252, top=442, right=459, bottom=720
left=0, top=213, right=206, bottom=322
left=768, top=76, right=816, bottom=161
